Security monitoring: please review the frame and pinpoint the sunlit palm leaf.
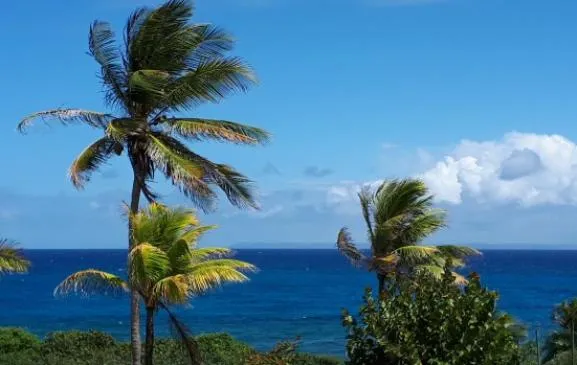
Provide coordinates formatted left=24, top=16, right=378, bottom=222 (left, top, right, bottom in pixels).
left=69, top=137, right=123, bottom=188
left=413, top=265, right=468, bottom=285
left=0, top=239, right=29, bottom=274
left=187, top=259, right=256, bottom=294
left=54, top=269, right=127, bottom=296
left=130, top=243, right=170, bottom=285
left=132, top=203, right=200, bottom=252
left=164, top=118, right=270, bottom=145
left=106, top=118, right=147, bottom=141
left=391, top=245, right=439, bottom=267
left=336, top=228, right=366, bottom=267
left=152, top=274, right=190, bottom=304
left=17, top=109, right=114, bottom=133
left=189, top=247, right=232, bottom=262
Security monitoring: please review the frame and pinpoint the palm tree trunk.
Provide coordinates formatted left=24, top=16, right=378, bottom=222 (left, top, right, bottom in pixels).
left=129, top=174, right=142, bottom=365
left=144, top=306, right=155, bottom=365
left=571, top=319, right=575, bottom=365
left=377, top=274, right=385, bottom=294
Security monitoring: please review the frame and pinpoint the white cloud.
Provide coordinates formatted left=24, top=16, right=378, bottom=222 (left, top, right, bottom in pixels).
left=421, top=132, right=577, bottom=206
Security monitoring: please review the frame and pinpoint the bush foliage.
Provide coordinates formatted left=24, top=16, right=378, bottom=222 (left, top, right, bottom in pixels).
left=342, top=270, right=523, bottom=365
left=0, top=329, right=341, bottom=365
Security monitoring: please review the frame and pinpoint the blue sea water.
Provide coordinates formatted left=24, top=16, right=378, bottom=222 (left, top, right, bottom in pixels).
left=1, top=249, right=577, bottom=356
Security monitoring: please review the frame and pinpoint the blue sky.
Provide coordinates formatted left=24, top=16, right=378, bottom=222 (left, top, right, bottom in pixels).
left=1, top=0, right=577, bottom=248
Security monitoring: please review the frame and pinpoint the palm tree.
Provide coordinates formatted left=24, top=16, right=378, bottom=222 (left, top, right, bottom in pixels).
left=55, top=203, right=256, bottom=365
left=336, top=178, right=479, bottom=293
left=0, top=239, right=30, bottom=274
left=543, top=299, right=577, bottom=365
left=18, top=1, right=268, bottom=363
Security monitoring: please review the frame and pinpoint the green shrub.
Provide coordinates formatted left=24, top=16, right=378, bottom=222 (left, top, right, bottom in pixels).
left=41, top=330, right=117, bottom=358
left=343, top=270, right=522, bottom=365
left=245, top=339, right=341, bottom=365
left=196, top=333, right=256, bottom=365
left=0, top=328, right=339, bottom=365
left=40, top=331, right=128, bottom=365
left=0, top=327, right=41, bottom=354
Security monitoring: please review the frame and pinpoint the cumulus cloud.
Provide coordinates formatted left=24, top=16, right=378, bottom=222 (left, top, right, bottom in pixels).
left=421, top=132, right=577, bottom=206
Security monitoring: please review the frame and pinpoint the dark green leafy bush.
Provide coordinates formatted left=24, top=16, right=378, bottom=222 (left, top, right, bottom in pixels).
left=246, top=338, right=341, bottom=365
left=0, top=327, right=40, bottom=354
left=342, top=270, right=523, bottom=365
left=0, top=329, right=338, bottom=365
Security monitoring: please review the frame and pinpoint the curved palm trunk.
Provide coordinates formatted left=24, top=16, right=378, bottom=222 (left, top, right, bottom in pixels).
left=129, top=174, right=142, bottom=365
left=144, top=306, right=155, bottom=365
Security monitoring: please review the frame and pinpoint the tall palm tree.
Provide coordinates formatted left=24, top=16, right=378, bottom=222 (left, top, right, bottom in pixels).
left=55, top=203, right=256, bottom=365
left=18, top=1, right=268, bottom=363
left=336, top=178, right=479, bottom=293
left=0, top=239, right=30, bottom=274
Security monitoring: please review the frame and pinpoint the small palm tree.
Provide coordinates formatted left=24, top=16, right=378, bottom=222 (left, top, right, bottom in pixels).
left=18, top=1, right=268, bottom=362
left=55, top=203, right=256, bottom=365
left=336, top=178, right=479, bottom=293
left=0, top=239, right=30, bottom=274
left=544, top=299, right=577, bottom=365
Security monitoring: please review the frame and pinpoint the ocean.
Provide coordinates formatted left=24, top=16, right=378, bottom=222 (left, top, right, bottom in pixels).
left=1, top=249, right=576, bottom=356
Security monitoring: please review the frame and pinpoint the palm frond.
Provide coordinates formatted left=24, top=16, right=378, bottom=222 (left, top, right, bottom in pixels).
left=396, top=209, right=447, bottom=245
left=54, top=269, right=127, bottom=297
left=89, top=21, right=127, bottom=110
left=163, top=118, right=270, bottom=145
left=145, top=132, right=216, bottom=211
left=358, top=187, right=375, bottom=245
left=146, top=132, right=258, bottom=211
left=435, top=245, right=481, bottom=259
left=106, top=118, right=147, bottom=141
left=374, top=179, right=432, bottom=226
left=164, top=57, right=256, bottom=111
left=128, top=69, right=172, bottom=102
left=181, top=225, right=217, bottom=246
left=189, top=247, right=232, bottom=261
left=413, top=264, right=468, bottom=285
left=131, top=202, right=200, bottom=252
left=128, top=0, right=195, bottom=73
left=0, top=239, right=29, bottom=274
left=159, top=301, right=202, bottom=365
left=391, top=245, right=439, bottom=267
left=184, top=24, right=235, bottom=66
left=69, top=137, right=123, bottom=188
left=166, top=239, right=192, bottom=274
left=152, top=274, right=190, bottom=304
left=187, top=259, right=257, bottom=294
left=130, top=243, right=170, bottom=286
left=336, top=228, right=366, bottom=267
left=17, top=109, right=114, bottom=133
